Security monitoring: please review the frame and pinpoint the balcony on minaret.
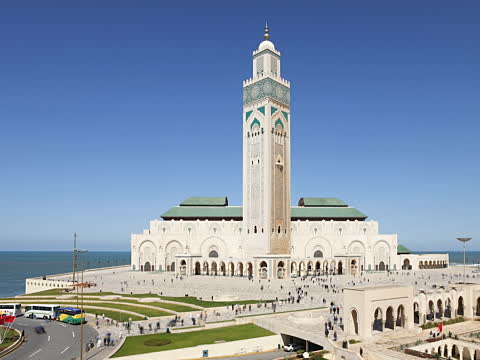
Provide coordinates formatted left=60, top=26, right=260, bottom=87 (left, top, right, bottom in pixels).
left=275, top=155, right=284, bottom=170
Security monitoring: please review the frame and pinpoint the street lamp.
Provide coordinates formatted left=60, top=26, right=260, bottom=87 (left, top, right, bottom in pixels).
left=457, top=238, right=472, bottom=283
left=76, top=249, right=88, bottom=360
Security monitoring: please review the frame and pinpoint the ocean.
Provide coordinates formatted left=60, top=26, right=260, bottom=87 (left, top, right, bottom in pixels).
left=0, top=251, right=130, bottom=298
left=0, top=251, right=479, bottom=298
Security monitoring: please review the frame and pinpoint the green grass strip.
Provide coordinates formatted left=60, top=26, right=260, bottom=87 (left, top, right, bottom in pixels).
left=111, top=324, right=274, bottom=357
left=159, top=296, right=271, bottom=308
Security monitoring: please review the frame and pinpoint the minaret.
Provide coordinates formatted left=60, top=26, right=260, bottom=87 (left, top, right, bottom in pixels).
left=242, top=25, right=291, bottom=255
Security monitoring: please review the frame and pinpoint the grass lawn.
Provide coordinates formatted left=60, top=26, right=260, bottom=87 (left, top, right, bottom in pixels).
left=112, top=324, right=274, bottom=357
left=159, top=296, right=270, bottom=308
left=17, top=301, right=171, bottom=318
left=0, top=328, right=20, bottom=351
left=114, top=299, right=197, bottom=313
left=84, top=308, right=143, bottom=322
left=20, top=289, right=66, bottom=296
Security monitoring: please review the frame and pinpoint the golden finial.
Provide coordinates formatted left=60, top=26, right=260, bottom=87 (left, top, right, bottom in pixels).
left=264, top=22, right=269, bottom=40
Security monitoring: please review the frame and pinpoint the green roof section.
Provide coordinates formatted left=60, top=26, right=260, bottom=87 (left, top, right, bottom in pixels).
left=298, top=198, right=348, bottom=207
left=161, top=204, right=367, bottom=221
left=397, top=244, right=412, bottom=254
left=291, top=206, right=367, bottom=220
left=161, top=206, right=241, bottom=219
left=179, top=197, right=228, bottom=207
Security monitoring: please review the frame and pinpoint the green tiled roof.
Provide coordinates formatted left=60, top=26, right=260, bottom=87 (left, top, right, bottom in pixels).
left=179, top=197, right=228, bottom=207
left=298, top=198, right=348, bottom=207
left=291, top=206, right=367, bottom=219
left=161, top=206, right=241, bottom=220
left=397, top=244, right=412, bottom=254
left=161, top=205, right=367, bottom=220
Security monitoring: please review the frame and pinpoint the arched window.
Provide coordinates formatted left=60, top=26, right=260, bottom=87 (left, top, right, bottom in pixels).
left=277, top=226, right=281, bottom=234
left=254, top=226, right=257, bottom=234
left=209, top=250, right=218, bottom=258
left=314, top=250, right=323, bottom=258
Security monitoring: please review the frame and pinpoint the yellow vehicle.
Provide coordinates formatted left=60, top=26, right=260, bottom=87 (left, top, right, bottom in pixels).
left=56, top=307, right=85, bottom=325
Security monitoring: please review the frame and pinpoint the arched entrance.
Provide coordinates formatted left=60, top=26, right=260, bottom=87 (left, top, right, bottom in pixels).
left=247, top=262, right=253, bottom=278
left=373, top=308, right=383, bottom=332
left=229, top=262, right=234, bottom=276
left=458, top=296, right=464, bottom=316
left=238, top=262, right=244, bottom=277
left=351, top=309, right=359, bottom=335
left=277, top=261, right=285, bottom=279
left=194, top=262, right=201, bottom=275
left=314, top=250, right=323, bottom=258
left=402, top=259, right=411, bottom=270
left=259, top=261, right=268, bottom=279
left=220, top=262, right=226, bottom=276
left=337, top=261, right=343, bottom=275
left=211, top=262, right=218, bottom=276
left=291, top=262, right=297, bottom=277
left=180, top=260, right=187, bottom=275
left=396, top=305, right=405, bottom=327
left=477, top=297, right=480, bottom=316
left=385, top=306, right=395, bottom=330
left=144, top=262, right=151, bottom=272
left=378, top=261, right=386, bottom=271
left=437, top=299, right=443, bottom=319
left=203, top=261, right=209, bottom=275
left=350, top=259, right=358, bottom=275
left=170, top=262, right=175, bottom=272
left=413, top=302, right=420, bottom=324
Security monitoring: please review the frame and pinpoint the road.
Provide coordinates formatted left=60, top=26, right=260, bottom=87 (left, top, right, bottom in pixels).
left=3, top=316, right=97, bottom=360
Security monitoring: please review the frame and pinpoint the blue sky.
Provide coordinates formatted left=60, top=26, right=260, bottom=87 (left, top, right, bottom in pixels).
left=1, top=1, right=479, bottom=251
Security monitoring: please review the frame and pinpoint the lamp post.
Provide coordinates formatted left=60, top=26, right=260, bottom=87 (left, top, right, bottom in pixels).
left=76, top=249, right=88, bottom=360
left=457, top=238, right=472, bottom=283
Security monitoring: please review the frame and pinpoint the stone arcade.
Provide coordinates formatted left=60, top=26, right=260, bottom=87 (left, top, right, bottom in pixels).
left=130, top=26, right=448, bottom=279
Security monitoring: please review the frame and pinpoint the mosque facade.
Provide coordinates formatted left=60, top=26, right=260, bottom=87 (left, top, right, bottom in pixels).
left=130, top=27, right=448, bottom=279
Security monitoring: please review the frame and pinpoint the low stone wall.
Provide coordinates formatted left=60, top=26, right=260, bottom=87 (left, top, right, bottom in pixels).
left=24, top=265, right=129, bottom=294
left=108, top=334, right=282, bottom=360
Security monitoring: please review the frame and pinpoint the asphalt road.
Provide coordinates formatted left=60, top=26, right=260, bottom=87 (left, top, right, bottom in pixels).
left=3, top=316, right=97, bottom=360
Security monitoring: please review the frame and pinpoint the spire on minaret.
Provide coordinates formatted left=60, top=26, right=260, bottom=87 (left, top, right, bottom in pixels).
left=264, top=22, right=270, bottom=40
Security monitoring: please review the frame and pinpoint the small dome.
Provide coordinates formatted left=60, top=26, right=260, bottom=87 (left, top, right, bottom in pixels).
left=258, top=40, right=275, bottom=51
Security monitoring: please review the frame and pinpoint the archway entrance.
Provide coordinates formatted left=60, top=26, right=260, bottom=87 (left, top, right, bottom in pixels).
left=211, top=262, right=218, bottom=276
left=385, top=306, right=395, bottom=330
left=373, top=308, right=383, bottom=332
left=477, top=297, right=480, bottom=316
left=413, top=302, right=420, bottom=324
left=220, top=262, right=226, bottom=276
left=437, top=299, right=443, bottom=319
left=378, top=261, right=386, bottom=271
left=247, top=262, right=253, bottom=278
left=402, top=259, right=411, bottom=270
left=458, top=296, right=464, bottom=316
left=144, top=262, right=151, bottom=272
left=337, top=261, right=343, bottom=275
left=259, top=261, right=268, bottom=279
left=238, top=263, right=244, bottom=277
left=351, top=309, right=359, bottom=335
left=396, top=305, right=405, bottom=327
left=277, top=261, right=285, bottom=279
left=180, top=260, right=186, bottom=275
left=194, top=262, right=201, bottom=275
left=350, top=260, right=358, bottom=275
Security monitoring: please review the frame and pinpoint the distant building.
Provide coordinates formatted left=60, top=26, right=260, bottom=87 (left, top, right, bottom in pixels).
left=130, top=26, right=448, bottom=278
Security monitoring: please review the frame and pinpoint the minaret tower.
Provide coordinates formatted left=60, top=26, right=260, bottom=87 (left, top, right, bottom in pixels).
left=242, top=25, right=291, bottom=255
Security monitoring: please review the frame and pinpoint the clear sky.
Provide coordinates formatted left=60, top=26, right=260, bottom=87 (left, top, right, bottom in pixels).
left=1, top=1, right=479, bottom=251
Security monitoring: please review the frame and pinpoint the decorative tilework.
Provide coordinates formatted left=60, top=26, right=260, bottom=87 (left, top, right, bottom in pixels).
left=258, top=106, right=265, bottom=115
left=281, top=111, right=289, bottom=122
left=271, top=106, right=278, bottom=115
left=245, top=110, right=253, bottom=121
left=275, top=119, right=284, bottom=129
left=253, top=49, right=280, bottom=60
left=250, top=118, right=261, bottom=130
left=243, top=78, right=290, bottom=106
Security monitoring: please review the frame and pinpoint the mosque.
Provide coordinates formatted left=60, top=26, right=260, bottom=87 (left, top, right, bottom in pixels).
left=130, top=26, right=448, bottom=279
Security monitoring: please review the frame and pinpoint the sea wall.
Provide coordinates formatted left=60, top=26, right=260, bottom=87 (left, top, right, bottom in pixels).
left=24, top=265, right=129, bottom=294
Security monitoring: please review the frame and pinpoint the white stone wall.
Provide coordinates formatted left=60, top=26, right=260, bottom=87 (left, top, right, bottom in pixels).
left=131, top=217, right=405, bottom=276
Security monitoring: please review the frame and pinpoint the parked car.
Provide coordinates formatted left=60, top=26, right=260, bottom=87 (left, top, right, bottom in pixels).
left=283, top=343, right=301, bottom=352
